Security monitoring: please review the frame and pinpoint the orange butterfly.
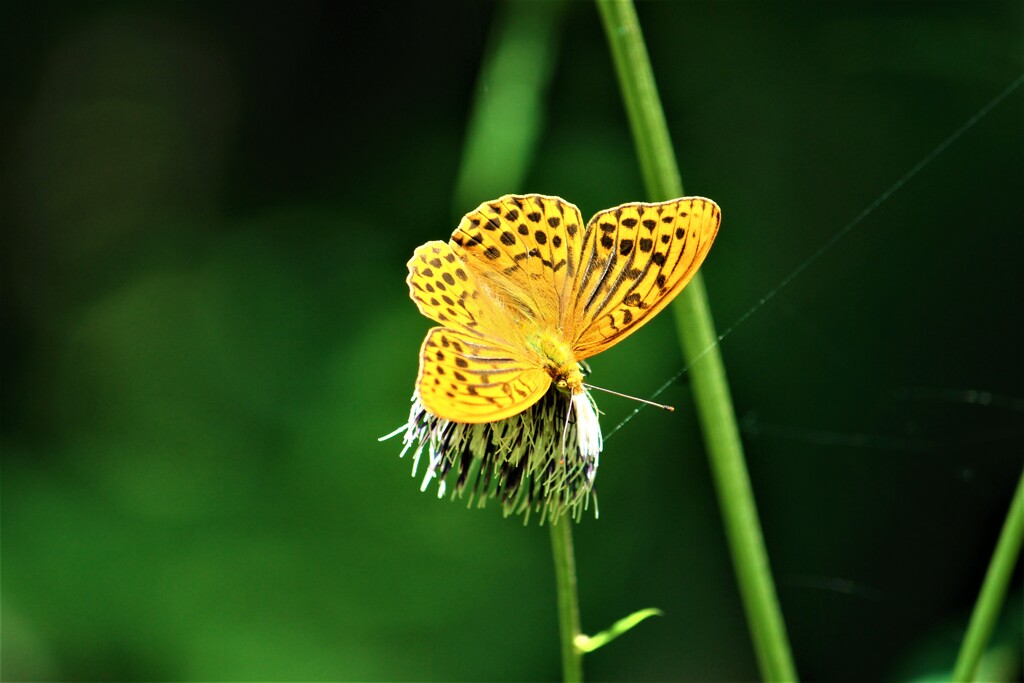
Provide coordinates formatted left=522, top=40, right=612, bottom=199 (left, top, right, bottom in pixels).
left=407, top=194, right=720, bottom=427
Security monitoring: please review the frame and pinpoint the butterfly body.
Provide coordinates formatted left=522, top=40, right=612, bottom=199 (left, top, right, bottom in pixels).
left=525, top=329, right=584, bottom=393
left=408, top=194, right=720, bottom=424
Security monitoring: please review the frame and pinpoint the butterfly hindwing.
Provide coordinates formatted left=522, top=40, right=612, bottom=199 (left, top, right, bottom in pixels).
left=416, top=327, right=551, bottom=423
left=570, top=197, right=721, bottom=358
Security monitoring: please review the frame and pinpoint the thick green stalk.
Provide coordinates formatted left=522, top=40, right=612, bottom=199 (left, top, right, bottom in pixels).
left=550, top=514, right=584, bottom=683
left=595, top=1, right=798, bottom=680
left=951, top=470, right=1024, bottom=682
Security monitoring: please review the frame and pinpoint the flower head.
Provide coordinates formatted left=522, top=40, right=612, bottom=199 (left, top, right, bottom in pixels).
left=381, top=375, right=602, bottom=523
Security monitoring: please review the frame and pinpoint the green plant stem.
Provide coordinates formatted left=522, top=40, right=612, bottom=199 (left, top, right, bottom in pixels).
left=549, top=514, right=584, bottom=682
left=951, top=470, right=1024, bottom=682
left=596, top=1, right=798, bottom=680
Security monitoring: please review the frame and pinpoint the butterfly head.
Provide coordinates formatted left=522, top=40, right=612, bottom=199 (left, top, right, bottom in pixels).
left=552, top=365, right=585, bottom=396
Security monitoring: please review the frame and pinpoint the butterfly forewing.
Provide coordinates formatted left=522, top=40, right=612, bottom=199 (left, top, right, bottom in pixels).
left=407, top=239, right=529, bottom=348
left=416, top=327, right=550, bottom=423
left=450, top=194, right=586, bottom=332
left=571, top=197, right=720, bottom=358
left=407, top=241, right=489, bottom=333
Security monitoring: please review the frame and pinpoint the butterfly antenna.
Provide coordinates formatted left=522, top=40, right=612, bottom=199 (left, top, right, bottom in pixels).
left=583, top=383, right=675, bottom=412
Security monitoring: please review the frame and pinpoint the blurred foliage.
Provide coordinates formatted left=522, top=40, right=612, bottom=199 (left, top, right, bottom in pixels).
left=2, top=2, right=1022, bottom=681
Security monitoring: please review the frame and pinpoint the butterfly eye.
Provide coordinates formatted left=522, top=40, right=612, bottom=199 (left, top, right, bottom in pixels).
left=556, top=378, right=568, bottom=389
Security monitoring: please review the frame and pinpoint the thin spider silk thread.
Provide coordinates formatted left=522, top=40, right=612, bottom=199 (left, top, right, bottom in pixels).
left=606, top=73, right=1024, bottom=442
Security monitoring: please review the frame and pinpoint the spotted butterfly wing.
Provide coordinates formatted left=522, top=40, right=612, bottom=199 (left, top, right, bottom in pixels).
left=451, top=194, right=586, bottom=334
left=415, top=327, right=549, bottom=423
left=570, top=198, right=721, bottom=358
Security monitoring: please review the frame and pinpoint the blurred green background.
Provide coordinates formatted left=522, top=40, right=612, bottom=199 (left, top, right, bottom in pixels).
left=2, top=2, right=1022, bottom=681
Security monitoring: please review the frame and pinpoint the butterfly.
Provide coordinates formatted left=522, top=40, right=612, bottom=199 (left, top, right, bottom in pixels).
left=406, top=194, right=720, bottom=425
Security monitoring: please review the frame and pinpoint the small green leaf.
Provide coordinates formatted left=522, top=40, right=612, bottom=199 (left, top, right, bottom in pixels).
left=574, top=608, right=663, bottom=654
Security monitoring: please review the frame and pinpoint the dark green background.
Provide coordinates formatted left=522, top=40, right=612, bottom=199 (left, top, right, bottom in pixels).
left=3, top=2, right=1022, bottom=681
